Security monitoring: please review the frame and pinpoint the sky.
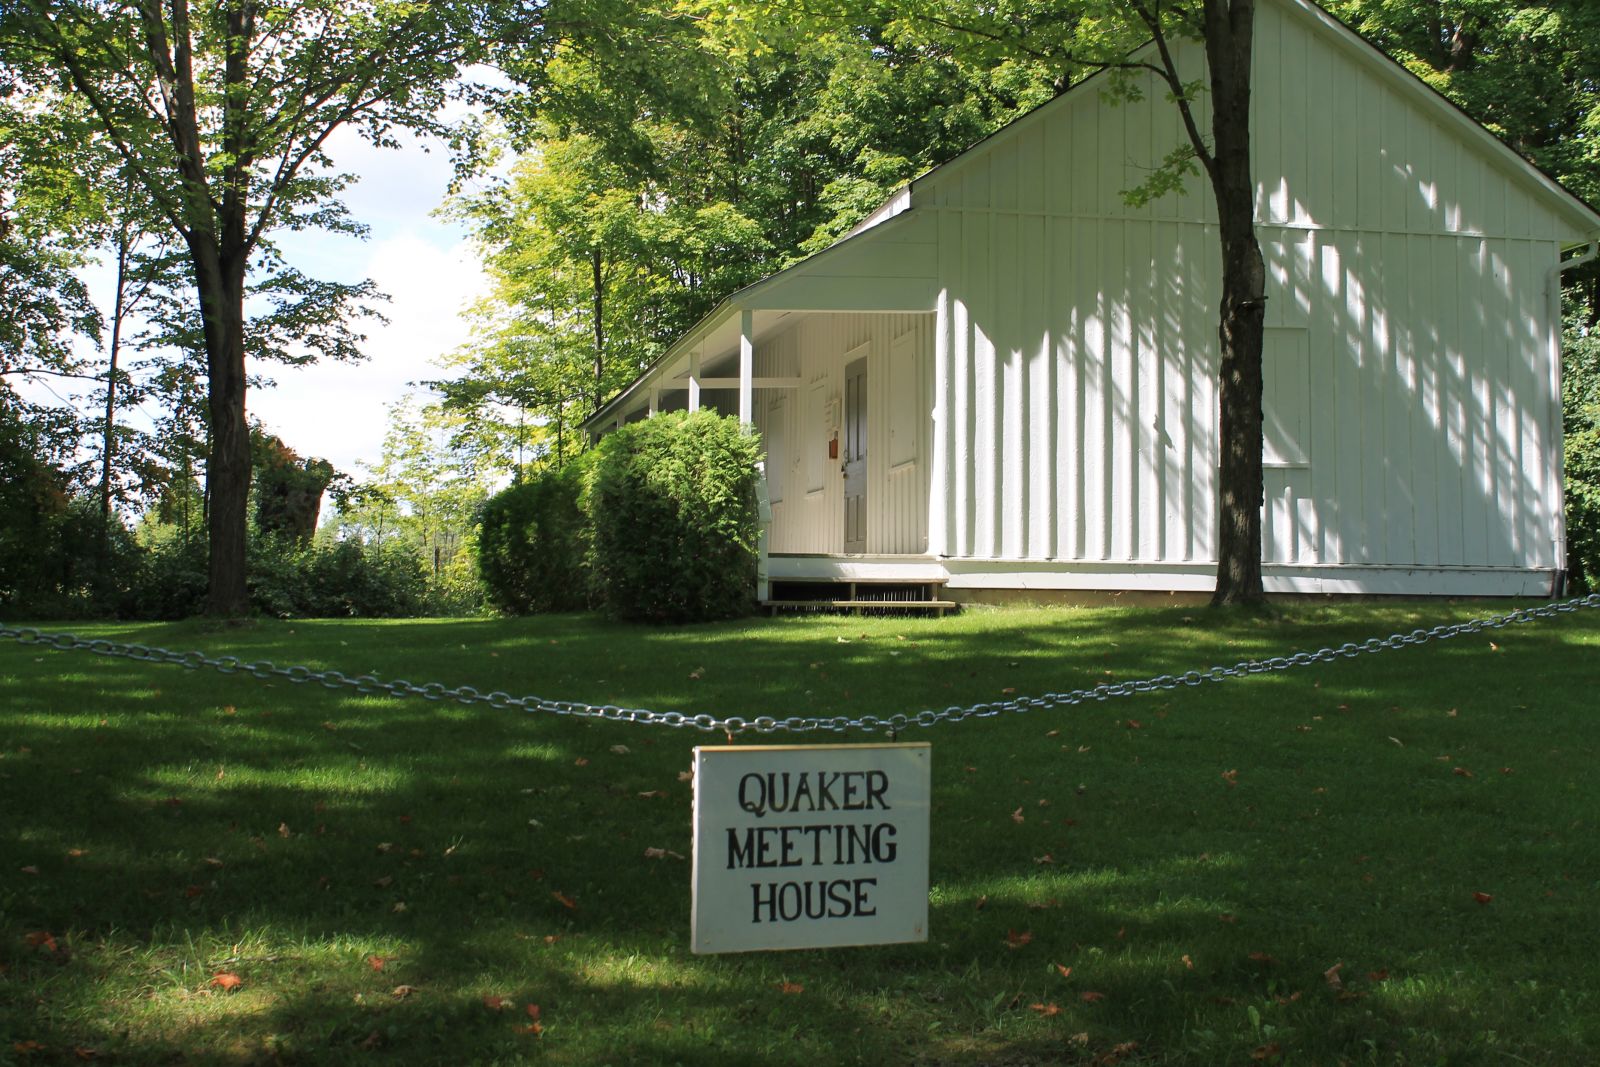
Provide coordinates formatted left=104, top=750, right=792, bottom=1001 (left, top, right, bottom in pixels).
left=248, top=125, right=488, bottom=476
left=37, top=121, right=491, bottom=482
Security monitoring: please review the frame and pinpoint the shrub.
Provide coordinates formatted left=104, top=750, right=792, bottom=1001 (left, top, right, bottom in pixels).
left=122, top=528, right=428, bottom=620
left=249, top=535, right=428, bottom=619
left=477, top=455, right=592, bottom=614
left=587, top=410, right=761, bottom=622
left=123, top=525, right=209, bottom=620
left=1565, top=319, right=1600, bottom=591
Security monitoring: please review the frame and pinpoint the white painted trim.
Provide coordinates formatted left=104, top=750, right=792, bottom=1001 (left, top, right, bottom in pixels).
left=739, top=307, right=754, bottom=427
left=768, top=554, right=1555, bottom=597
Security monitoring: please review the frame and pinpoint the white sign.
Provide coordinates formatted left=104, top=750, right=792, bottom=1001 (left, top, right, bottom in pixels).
left=691, top=742, right=930, bottom=954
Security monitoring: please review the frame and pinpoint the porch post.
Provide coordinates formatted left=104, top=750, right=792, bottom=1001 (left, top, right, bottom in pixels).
left=688, top=347, right=701, bottom=413
left=648, top=387, right=660, bottom=417
left=738, top=307, right=754, bottom=431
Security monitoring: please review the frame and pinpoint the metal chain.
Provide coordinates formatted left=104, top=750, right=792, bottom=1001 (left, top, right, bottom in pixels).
left=3, top=593, right=1597, bottom=735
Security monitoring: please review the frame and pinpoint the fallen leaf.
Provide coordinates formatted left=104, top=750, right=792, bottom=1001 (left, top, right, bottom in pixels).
left=277, top=822, right=291, bottom=838
left=23, top=932, right=57, bottom=953
left=1046, top=730, right=1059, bottom=738
left=1248, top=952, right=1278, bottom=965
left=1367, top=968, right=1389, bottom=981
left=185, top=885, right=205, bottom=898
left=204, top=857, right=225, bottom=868
left=573, top=758, right=589, bottom=767
left=676, top=771, right=693, bottom=782
left=12, top=1040, right=47, bottom=1056
left=974, top=895, right=988, bottom=911
left=1473, top=891, right=1494, bottom=905
left=637, top=790, right=666, bottom=799
left=1111, top=1041, right=1141, bottom=1057
left=1218, top=913, right=1237, bottom=924
left=777, top=980, right=804, bottom=994
left=1079, top=990, right=1106, bottom=1003
left=610, top=745, right=631, bottom=755
left=1126, top=719, right=1142, bottom=729
left=1251, top=1043, right=1283, bottom=1061
left=366, top=956, right=389, bottom=972
left=1006, top=929, right=1033, bottom=949
left=1221, top=769, right=1239, bottom=787
left=210, top=972, right=242, bottom=991
left=1452, top=767, right=1475, bottom=778
left=66, top=848, right=88, bottom=858
left=1034, top=854, right=1054, bottom=865
left=552, top=891, right=578, bottom=911
left=72, top=1046, right=99, bottom=1060
left=1182, top=954, right=1195, bottom=970
left=1055, top=964, right=1073, bottom=979
left=1028, top=1002, right=1060, bottom=1016
left=391, top=984, right=418, bottom=998
left=391, top=901, right=407, bottom=913
left=1010, top=807, right=1025, bottom=824
left=483, top=994, right=510, bottom=1011
left=643, top=847, right=684, bottom=860
left=688, top=667, right=705, bottom=680
left=1323, top=962, right=1344, bottom=991
left=19, top=865, right=39, bottom=875
left=373, top=876, right=394, bottom=889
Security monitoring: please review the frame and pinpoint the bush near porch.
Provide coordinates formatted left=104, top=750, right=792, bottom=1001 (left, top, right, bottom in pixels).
left=478, top=412, right=762, bottom=623
left=588, top=411, right=762, bottom=623
left=477, top=454, right=594, bottom=615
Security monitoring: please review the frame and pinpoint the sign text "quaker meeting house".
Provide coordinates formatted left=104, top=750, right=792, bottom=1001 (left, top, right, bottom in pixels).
left=691, top=743, right=930, bottom=954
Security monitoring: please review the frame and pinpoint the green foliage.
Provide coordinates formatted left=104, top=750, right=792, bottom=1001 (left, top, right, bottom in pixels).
left=253, top=430, right=335, bottom=546
left=249, top=537, right=428, bottom=620
left=124, top=528, right=429, bottom=621
left=1563, top=318, right=1600, bottom=591
left=587, top=411, right=761, bottom=622
left=477, top=456, right=594, bottom=615
left=0, top=410, right=139, bottom=618
left=327, top=399, right=496, bottom=616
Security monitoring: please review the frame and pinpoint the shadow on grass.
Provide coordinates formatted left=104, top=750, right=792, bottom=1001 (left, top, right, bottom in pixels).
left=2, top=603, right=1597, bottom=1063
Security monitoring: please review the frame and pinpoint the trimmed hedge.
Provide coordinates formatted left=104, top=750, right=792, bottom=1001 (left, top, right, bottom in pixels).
left=588, top=411, right=761, bottom=622
left=477, top=455, right=593, bottom=614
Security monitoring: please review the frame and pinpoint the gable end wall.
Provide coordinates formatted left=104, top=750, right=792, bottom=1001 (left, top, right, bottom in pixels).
left=917, top=0, right=1574, bottom=576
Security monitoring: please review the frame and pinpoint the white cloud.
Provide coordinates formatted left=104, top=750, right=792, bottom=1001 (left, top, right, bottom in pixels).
left=248, top=232, right=484, bottom=475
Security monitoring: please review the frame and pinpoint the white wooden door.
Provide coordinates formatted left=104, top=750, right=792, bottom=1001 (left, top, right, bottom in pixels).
left=843, top=356, right=867, bottom=552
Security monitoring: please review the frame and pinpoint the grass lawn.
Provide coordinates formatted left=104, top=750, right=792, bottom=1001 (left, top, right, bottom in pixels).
left=2, top=600, right=1598, bottom=1065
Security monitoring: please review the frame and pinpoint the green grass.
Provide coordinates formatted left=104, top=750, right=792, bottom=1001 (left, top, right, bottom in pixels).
left=2, top=601, right=1598, bottom=1065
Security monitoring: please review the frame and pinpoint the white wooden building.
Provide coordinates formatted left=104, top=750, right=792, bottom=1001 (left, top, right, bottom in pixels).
left=585, top=0, right=1600, bottom=599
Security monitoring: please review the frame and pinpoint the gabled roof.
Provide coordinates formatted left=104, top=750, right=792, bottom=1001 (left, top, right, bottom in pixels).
left=585, top=0, right=1600, bottom=430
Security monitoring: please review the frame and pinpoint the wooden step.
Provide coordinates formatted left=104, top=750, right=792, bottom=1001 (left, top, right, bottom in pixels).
left=762, top=599, right=957, bottom=617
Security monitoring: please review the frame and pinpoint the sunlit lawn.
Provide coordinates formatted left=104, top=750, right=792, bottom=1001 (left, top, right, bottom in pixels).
left=2, top=599, right=1597, bottom=1065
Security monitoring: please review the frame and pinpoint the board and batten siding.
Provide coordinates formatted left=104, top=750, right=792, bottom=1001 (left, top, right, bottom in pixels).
left=752, top=313, right=934, bottom=556
left=919, top=0, right=1574, bottom=574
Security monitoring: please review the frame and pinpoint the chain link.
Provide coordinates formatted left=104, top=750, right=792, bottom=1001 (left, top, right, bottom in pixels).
left=4, top=593, right=1597, bottom=735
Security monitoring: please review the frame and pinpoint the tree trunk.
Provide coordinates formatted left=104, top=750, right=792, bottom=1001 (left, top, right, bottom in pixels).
left=99, top=216, right=131, bottom=531
left=191, top=238, right=252, bottom=617
left=1204, top=0, right=1268, bottom=606
left=592, top=247, right=605, bottom=415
